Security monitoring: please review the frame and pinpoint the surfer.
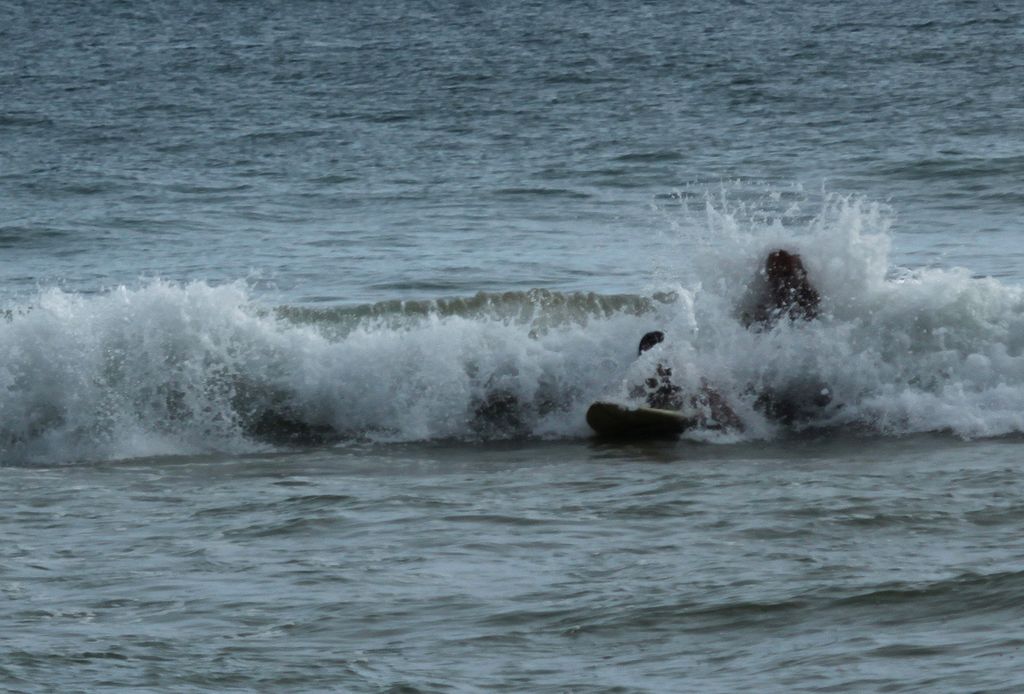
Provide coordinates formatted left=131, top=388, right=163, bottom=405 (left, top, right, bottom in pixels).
left=635, top=331, right=683, bottom=409
left=740, top=249, right=832, bottom=422
left=634, top=331, right=743, bottom=431
left=744, top=249, right=820, bottom=328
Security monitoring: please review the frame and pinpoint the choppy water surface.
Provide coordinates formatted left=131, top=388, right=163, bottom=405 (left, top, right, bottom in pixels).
left=6, top=438, right=1024, bottom=692
left=4, top=0, right=1024, bottom=300
left=3, top=0, right=1024, bottom=690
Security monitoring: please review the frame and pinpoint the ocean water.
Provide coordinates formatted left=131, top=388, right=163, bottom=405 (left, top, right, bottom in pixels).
left=3, top=0, right=1024, bottom=691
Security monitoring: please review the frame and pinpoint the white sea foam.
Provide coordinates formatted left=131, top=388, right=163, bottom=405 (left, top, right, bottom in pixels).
left=3, top=196, right=1024, bottom=463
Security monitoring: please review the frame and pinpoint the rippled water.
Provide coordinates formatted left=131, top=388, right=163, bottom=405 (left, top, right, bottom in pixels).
left=4, top=0, right=1024, bottom=301
left=6, top=438, right=1024, bottom=691
left=4, top=0, right=1024, bottom=690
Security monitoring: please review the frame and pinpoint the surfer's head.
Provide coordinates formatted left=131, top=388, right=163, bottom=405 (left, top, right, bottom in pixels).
left=759, top=249, right=820, bottom=321
left=638, top=331, right=665, bottom=355
left=764, top=249, right=807, bottom=284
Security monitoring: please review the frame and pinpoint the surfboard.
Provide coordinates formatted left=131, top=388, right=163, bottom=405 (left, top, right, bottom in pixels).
left=585, top=401, right=697, bottom=438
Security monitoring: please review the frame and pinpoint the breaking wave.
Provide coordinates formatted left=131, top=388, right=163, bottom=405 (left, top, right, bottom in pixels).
left=4, top=195, right=1024, bottom=463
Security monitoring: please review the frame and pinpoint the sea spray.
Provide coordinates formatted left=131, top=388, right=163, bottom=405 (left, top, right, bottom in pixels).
left=4, top=197, right=1024, bottom=464
left=0, top=281, right=662, bottom=463
left=682, top=193, right=1024, bottom=438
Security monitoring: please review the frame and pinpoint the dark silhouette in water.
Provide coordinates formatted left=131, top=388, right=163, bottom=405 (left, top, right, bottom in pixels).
left=741, top=249, right=832, bottom=423
left=635, top=330, right=683, bottom=410
left=746, top=249, right=821, bottom=328
left=634, top=331, right=743, bottom=431
left=631, top=249, right=830, bottom=431
left=752, top=383, right=833, bottom=425
left=638, top=330, right=667, bottom=355
left=471, top=387, right=528, bottom=438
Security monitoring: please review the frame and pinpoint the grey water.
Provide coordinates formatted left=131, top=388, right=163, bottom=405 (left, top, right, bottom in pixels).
left=3, top=0, right=1024, bottom=691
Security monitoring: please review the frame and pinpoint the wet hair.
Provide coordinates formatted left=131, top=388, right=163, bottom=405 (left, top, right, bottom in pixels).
left=759, top=249, right=820, bottom=323
left=765, top=249, right=808, bottom=282
left=638, top=330, right=665, bottom=355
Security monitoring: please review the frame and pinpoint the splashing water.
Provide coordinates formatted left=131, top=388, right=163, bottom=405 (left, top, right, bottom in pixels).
left=3, top=196, right=1024, bottom=464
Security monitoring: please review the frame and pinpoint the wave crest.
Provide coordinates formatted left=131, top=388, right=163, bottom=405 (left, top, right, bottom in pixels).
left=4, top=196, right=1024, bottom=463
